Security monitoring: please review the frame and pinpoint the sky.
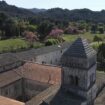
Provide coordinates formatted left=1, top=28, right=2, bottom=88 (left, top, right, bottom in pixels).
left=1, top=0, right=105, bottom=11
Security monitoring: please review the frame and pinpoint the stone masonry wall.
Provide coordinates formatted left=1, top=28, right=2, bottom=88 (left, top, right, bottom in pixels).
left=0, top=79, right=22, bottom=100
left=35, top=49, right=67, bottom=65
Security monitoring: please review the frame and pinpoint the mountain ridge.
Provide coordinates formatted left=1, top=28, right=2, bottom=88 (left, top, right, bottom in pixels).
left=1, top=1, right=105, bottom=22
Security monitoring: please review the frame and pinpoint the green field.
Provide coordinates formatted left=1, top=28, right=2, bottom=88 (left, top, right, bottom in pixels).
left=90, top=42, right=103, bottom=50
left=63, top=33, right=105, bottom=42
left=0, top=33, right=105, bottom=54
left=0, top=38, right=43, bottom=53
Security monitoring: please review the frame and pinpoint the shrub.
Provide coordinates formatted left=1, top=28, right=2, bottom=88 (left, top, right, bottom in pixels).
left=93, top=35, right=103, bottom=42
left=45, top=39, right=60, bottom=46
left=49, top=28, right=64, bottom=38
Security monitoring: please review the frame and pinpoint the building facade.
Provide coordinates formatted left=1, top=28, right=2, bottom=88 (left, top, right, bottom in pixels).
left=61, top=38, right=97, bottom=104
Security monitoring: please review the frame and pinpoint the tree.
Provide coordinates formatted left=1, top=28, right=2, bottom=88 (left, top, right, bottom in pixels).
left=0, top=13, right=8, bottom=38
left=78, top=21, right=87, bottom=31
left=65, top=26, right=81, bottom=34
left=98, top=27, right=104, bottom=34
left=23, top=31, right=38, bottom=48
left=48, top=28, right=64, bottom=43
left=97, top=43, right=105, bottom=71
left=49, top=28, right=64, bottom=38
left=98, top=43, right=105, bottom=58
left=17, top=20, right=28, bottom=36
left=37, top=21, right=54, bottom=40
left=4, top=19, right=18, bottom=38
left=91, top=24, right=97, bottom=34
left=26, top=24, right=37, bottom=32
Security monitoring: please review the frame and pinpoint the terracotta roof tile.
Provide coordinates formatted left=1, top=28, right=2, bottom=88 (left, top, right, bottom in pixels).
left=0, top=96, right=25, bottom=105
left=0, top=62, right=61, bottom=88
left=0, top=70, right=22, bottom=87
left=16, top=63, right=62, bottom=85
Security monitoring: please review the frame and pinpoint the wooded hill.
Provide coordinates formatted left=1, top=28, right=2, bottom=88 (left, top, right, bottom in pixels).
left=1, top=1, right=105, bottom=23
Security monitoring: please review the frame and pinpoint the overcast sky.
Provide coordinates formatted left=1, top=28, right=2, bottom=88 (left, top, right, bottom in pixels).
left=1, top=0, right=105, bottom=11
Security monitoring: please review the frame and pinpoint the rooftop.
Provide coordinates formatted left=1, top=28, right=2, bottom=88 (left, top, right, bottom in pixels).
left=0, top=96, right=25, bottom=105
left=0, top=62, right=61, bottom=88
left=62, top=37, right=96, bottom=58
left=0, top=62, right=61, bottom=104
left=0, top=53, right=20, bottom=67
left=0, top=42, right=70, bottom=68
left=0, top=70, right=21, bottom=87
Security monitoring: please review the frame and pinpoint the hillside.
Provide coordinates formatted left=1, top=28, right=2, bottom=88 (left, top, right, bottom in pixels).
left=1, top=1, right=105, bottom=22
left=36, top=8, right=105, bottom=23
left=0, top=1, right=34, bottom=18
left=29, top=8, right=46, bottom=13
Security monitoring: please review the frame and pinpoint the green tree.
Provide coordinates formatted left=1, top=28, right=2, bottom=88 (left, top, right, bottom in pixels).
left=91, top=24, right=97, bottom=34
left=4, top=19, right=18, bottom=38
left=98, top=27, right=104, bottom=34
left=26, top=25, right=37, bottom=32
left=97, top=43, right=105, bottom=70
left=37, top=21, right=54, bottom=40
left=0, top=13, right=8, bottom=38
left=17, top=20, right=27, bottom=36
left=98, top=43, right=105, bottom=58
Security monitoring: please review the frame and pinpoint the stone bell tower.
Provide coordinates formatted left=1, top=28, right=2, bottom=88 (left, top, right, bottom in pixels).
left=61, top=38, right=97, bottom=104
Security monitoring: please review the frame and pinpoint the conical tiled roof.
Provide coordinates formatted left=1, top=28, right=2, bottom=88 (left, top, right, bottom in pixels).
left=62, top=37, right=96, bottom=58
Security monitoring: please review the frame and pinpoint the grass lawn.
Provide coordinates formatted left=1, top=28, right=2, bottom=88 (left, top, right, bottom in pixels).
left=0, top=32, right=105, bottom=54
left=90, top=42, right=103, bottom=50
left=0, top=38, right=43, bottom=53
left=63, top=32, right=105, bottom=43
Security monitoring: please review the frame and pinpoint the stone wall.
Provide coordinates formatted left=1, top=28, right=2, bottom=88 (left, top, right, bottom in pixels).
left=23, top=79, right=51, bottom=99
left=62, top=67, right=87, bottom=89
left=0, top=61, right=23, bottom=73
left=35, top=49, right=67, bottom=65
left=62, top=64, right=97, bottom=103
left=26, top=85, right=60, bottom=105
left=87, top=65, right=96, bottom=89
left=0, top=78, right=51, bottom=103
left=0, top=79, right=22, bottom=100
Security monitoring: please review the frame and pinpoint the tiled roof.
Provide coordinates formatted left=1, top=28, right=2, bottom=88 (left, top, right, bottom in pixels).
left=0, top=96, right=25, bottom=105
left=62, top=37, right=96, bottom=58
left=0, top=42, right=69, bottom=69
left=0, top=53, right=19, bottom=67
left=0, top=62, right=61, bottom=87
left=15, top=42, right=70, bottom=61
left=0, top=70, right=22, bottom=87
left=16, top=63, right=62, bottom=85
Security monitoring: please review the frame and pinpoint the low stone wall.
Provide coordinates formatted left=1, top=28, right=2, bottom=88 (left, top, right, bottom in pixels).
left=0, top=79, right=22, bottom=100
left=23, top=79, right=51, bottom=99
left=26, top=85, right=60, bottom=105
left=0, top=96, right=25, bottom=105
left=0, top=61, right=23, bottom=73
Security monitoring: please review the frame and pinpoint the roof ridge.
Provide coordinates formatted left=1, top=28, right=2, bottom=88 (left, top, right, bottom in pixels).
left=62, top=37, right=96, bottom=58
left=81, top=38, right=89, bottom=58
